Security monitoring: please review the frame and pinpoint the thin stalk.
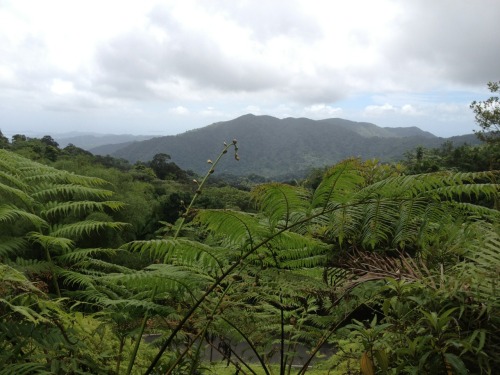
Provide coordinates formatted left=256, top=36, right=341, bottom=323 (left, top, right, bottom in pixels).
left=127, top=142, right=237, bottom=374
left=219, top=316, right=269, bottom=375
left=44, top=247, right=61, bottom=298
left=174, top=141, right=238, bottom=238
left=187, top=280, right=236, bottom=375
left=296, top=298, right=367, bottom=375
left=116, top=336, right=125, bottom=374
left=280, top=292, right=285, bottom=375
left=125, top=285, right=157, bottom=375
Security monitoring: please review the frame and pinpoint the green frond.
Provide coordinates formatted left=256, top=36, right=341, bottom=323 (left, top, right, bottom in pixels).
left=50, top=220, right=128, bottom=240
left=453, top=202, right=500, bottom=220
left=311, top=160, right=364, bottom=209
left=0, top=205, right=47, bottom=228
left=430, top=183, right=498, bottom=201
left=41, top=200, right=125, bottom=219
left=27, top=232, right=74, bottom=253
left=0, top=362, right=51, bottom=375
left=0, top=237, right=28, bottom=258
left=360, top=198, right=400, bottom=248
left=463, top=224, right=500, bottom=306
left=195, top=209, right=267, bottom=247
left=392, top=198, right=429, bottom=247
left=55, top=247, right=117, bottom=263
left=24, top=170, right=110, bottom=188
left=124, top=239, right=228, bottom=273
left=102, top=264, right=211, bottom=297
left=0, top=170, right=29, bottom=191
left=8, top=258, right=52, bottom=275
left=57, top=269, right=96, bottom=288
left=252, top=183, right=310, bottom=227
left=32, top=184, right=114, bottom=202
left=0, top=182, right=34, bottom=207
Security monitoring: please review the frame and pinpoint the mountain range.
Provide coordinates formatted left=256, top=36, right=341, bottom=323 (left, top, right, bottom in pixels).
left=90, top=115, right=480, bottom=178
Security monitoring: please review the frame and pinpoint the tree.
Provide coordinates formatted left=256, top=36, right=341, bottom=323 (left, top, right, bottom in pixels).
left=0, top=130, right=9, bottom=148
left=470, top=81, right=500, bottom=145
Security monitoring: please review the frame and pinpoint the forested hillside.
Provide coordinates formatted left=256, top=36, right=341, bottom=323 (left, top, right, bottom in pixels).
left=98, top=115, right=480, bottom=177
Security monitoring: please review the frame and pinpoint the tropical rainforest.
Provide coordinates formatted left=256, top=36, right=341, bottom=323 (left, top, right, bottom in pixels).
left=0, top=84, right=499, bottom=375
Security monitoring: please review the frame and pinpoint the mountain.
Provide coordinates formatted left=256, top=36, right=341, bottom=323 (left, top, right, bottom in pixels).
left=102, top=115, right=480, bottom=177
left=54, top=133, right=155, bottom=150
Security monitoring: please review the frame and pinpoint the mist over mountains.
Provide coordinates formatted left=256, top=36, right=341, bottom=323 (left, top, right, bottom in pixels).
left=89, top=115, right=479, bottom=178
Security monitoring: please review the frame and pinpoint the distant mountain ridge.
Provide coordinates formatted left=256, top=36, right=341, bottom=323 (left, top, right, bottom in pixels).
left=96, top=115, right=479, bottom=177
left=55, top=133, right=155, bottom=150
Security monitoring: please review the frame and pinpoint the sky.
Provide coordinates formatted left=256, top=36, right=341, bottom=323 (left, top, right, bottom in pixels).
left=0, top=0, right=499, bottom=138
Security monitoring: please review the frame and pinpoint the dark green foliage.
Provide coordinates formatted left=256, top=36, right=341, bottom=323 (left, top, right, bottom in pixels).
left=471, top=81, right=500, bottom=145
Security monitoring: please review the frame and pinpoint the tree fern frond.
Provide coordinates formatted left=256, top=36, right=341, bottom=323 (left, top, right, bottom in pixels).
left=50, top=220, right=128, bottom=240
left=124, top=239, right=228, bottom=273
left=0, top=205, right=47, bottom=228
left=41, top=200, right=125, bottom=219
left=360, top=198, right=400, bottom=248
left=0, top=170, right=29, bottom=191
left=311, top=159, right=364, bottom=209
left=23, top=170, right=110, bottom=187
left=102, top=264, right=211, bottom=296
left=430, top=183, right=498, bottom=201
left=26, top=232, right=74, bottom=254
left=0, top=183, right=34, bottom=207
left=453, top=202, right=500, bottom=220
left=55, top=247, right=117, bottom=263
left=32, top=184, right=114, bottom=202
left=252, top=183, right=310, bottom=228
left=58, top=269, right=96, bottom=288
left=0, top=362, right=51, bottom=375
left=0, top=237, right=28, bottom=258
left=195, top=210, right=267, bottom=248
left=8, top=258, right=52, bottom=275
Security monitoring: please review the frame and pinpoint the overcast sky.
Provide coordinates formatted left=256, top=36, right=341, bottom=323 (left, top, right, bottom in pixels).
left=1, top=0, right=499, bottom=138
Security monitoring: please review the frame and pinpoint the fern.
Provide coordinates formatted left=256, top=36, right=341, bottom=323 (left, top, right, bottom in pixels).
left=50, top=220, right=128, bottom=240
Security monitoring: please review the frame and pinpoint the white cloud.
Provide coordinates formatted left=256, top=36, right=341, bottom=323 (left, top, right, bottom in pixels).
left=50, top=79, right=75, bottom=95
left=168, top=105, right=189, bottom=115
left=304, top=104, right=342, bottom=117
left=401, top=104, right=420, bottom=115
left=364, top=103, right=396, bottom=115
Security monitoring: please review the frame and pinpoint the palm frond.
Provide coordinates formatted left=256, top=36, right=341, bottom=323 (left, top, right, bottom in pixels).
left=0, top=205, right=47, bottom=228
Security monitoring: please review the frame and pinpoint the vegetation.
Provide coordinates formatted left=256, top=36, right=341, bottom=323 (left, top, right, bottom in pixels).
left=102, top=115, right=480, bottom=177
left=0, top=87, right=499, bottom=374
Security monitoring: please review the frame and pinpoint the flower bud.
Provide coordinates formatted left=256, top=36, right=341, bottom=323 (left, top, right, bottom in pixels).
left=207, top=159, right=213, bottom=164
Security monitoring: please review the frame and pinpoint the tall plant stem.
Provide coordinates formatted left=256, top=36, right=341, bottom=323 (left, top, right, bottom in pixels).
left=125, top=285, right=157, bottom=375
left=126, top=141, right=237, bottom=374
left=174, top=141, right=238, bottom=238
left=44, top=247, right=61, bottom=298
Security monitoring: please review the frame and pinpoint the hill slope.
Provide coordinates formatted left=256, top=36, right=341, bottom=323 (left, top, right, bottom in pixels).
left=107, top=115, right=479, bottom=177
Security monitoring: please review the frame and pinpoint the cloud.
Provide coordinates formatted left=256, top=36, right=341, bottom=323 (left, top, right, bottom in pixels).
left=364, top=103, right=396, bottom=115
left=304, top=104, right=342, bottom=117
left=0, top=0, right=497, bottom=137
left=168, top=105, right=189, bottom=115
